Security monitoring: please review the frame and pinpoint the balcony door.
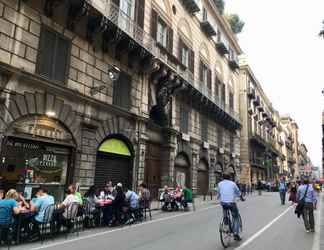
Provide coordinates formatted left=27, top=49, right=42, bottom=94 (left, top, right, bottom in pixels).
left=119, top=0, right=135, bottom=34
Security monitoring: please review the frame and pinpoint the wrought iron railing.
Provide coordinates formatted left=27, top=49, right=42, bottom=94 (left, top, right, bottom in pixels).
left=87, top=0, right=240, bottom=123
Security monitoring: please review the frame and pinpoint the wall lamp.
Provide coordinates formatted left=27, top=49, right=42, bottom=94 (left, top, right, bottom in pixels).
left=90, top=65, right=120, bottom=96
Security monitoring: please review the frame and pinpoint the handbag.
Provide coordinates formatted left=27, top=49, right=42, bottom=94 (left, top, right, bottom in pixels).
left=295, top=184, right=309, bottom=218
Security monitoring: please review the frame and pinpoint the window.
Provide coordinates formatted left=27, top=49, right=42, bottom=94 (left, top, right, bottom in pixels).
left=221, top=84, right=226, bottom=106
left=229, top=92, right=234, bottom=110
left=203, top=8, right=207, bottom=21
left=181, top=46, right=189, bottom=67
left=113, top=71, right=132, bottom=109
left=157, top=19, right=168, bottom=47
left=199, top=61, right=211, bottom=90
left=37, top=27, right=70, bottom=83
left=217, top=126, right=223, bottom=147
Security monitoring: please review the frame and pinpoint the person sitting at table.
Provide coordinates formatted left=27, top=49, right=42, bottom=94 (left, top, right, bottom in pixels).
left=0, top=189, right=21, bottom=242
left=160, top=186, right=172, bottom=211
left=56, top=184, right=81, bottom=232
left=172, top=185, right=183, bottom=210
left=125, top=187, right=140, bottom=219
left=110, top=183, right=126, bottom=226
left=100, top=183, right=115, bottom=200
left=181, top=186, right=193, bottom=209
left=84, top=185, right=100, bottom=227
left=138, top=183, right=150, bottom=209
left=29, top=186, right=54, bottom=238
left=101, top=183, right=115, bottom=226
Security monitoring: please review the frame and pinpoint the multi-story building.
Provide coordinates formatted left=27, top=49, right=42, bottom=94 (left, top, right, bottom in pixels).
left=298, top=143, right=309, bottom=177
left=322, top=111, right=324, bottom=178
left=239, top=63, right=280, bottom=184
left=0, top=0, right=242, bottom=198
left=280, top=115, right=299, bottom=179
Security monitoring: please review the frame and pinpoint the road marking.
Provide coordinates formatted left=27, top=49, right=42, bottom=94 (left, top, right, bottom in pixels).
left=235, top=206, right=293, bottom=250
left=312, top=194, right=322, bottom=250
left=28, top=204, right=219, bottom=250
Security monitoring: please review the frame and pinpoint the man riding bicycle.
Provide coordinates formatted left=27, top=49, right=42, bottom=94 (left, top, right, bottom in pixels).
left=217, top=171, right=244, bottom=241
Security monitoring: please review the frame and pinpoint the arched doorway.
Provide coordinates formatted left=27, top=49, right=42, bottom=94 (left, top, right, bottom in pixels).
left=0, top=115, right=76, bottom=201
left=197, top=159, right=209, bottom=195
left=174, top=153, right=190, bottom=188
left=215, top=162, right=223, bottom=185
left=95, top=137, right=133, bottom=188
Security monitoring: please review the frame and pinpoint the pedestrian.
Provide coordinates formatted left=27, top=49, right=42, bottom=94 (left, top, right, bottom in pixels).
left=288, top=182, right=297, bottom=205
left=257, top=180, right=262, bottom=195
left=296, top=178, right=317, bottom=233
left=278, top=177, right=287, bottom=205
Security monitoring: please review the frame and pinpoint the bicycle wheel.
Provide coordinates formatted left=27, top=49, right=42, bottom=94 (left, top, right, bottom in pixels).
left=238, top=214, right=243, bottom=233
left=219, top=217, right=232, bottom=248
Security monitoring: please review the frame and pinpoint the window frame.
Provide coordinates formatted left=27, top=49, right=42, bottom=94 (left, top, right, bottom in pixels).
left=37, top=26, right=71, bottom=84
left=157, top=18, right=168, bottom=48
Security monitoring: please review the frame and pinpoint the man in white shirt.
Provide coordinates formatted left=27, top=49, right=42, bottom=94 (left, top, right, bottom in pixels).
left=217, top=171, right=244, bottom=241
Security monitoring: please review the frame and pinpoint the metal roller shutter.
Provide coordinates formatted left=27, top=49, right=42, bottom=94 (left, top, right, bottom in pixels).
left=197, top=170, right=209, bottom=195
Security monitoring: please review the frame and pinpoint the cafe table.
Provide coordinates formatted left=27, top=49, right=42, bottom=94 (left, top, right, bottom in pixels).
left=16, top=208, right=35, bottom=244
left=96, top=199, right=113, bottom=226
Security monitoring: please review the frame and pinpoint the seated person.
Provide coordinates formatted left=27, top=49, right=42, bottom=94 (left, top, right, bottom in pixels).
left=84, top=185, right=100, bottom=227
left=56, top=184, right=81, bottom=232
left=125, top=187, right=140, bottom=219
left=138, top=183, right=150, bottom=208
left=173, top=185, right=183, bottom=209
left=181, top=186, right=193, bottom=209
left=160, top=186, right=175, bottom=211
left=110, top=183, right=125, bottom=225
left=0, top=189, right=21, bottom=242
left=100, top=184, right=115, bottom=200
left=30, top=186, right=54, bottom=237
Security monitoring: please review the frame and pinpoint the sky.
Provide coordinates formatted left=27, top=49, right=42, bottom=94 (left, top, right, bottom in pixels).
left=226, top=0, right=324, bottom=168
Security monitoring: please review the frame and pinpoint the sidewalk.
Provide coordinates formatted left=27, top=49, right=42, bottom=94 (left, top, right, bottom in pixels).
left=319, top=193, right=324, bottom=248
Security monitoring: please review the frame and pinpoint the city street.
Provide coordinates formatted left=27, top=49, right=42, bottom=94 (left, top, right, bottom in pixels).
left=14, top=192, right=323, bottom=250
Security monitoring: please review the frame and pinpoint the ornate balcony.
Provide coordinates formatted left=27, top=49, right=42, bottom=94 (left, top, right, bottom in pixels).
left=247, top=87, right=256, bottom=99
left=201, top=18, right=217, bottom=37
left=229, top=55, right=240, bottom=71
left=253, top=96, right=261, bottom=106
left=181, top=0, right=200, bottom=14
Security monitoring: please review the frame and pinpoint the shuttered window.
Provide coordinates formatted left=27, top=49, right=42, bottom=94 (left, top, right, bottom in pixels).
left=180, top=101, right=189, bottom=134
left=113, top=71, right=132, bottom=109
left=217, top=126, right=223, bottom=147
left=221, top=84, right=226, bottom=106
left=37, top=27, right=70, bottom=83
left=215, top=76, right=220, bottom=100
left=201, top=114, right=208, bottom=142
left=151, top=9, right=173, bottom=54
left=179, top=38, right=195, bottom=73
left=229, top=92, right=234, bottom=110
left=135, top=0, right=145, bottom=28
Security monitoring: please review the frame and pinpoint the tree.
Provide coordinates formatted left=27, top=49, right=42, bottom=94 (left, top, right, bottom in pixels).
left=213, top=0, right=225, bottom=15
left=319, top=20, right=324, bottom=38
left=226, top=14, right=245, bottom=34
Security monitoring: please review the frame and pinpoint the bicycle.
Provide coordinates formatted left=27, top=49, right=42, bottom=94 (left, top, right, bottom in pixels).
left=219, top=205, right=243, bottom=248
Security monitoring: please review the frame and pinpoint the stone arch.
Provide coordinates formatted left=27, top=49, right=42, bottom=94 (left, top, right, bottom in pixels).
left=174, top=152, right=191, bottom=188
left=199, top=42, right=210, bottom=64
left=94, top=116, right=136, bottom=150
left=0, top=91, right=79, bottom=146
left=177, top=17, right=193, bottom=42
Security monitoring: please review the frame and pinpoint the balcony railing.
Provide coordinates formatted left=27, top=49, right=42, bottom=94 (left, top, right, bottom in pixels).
left=181, top=0, right=200, bottom=14
left=87, top=1, right=240, bottom=124
left=250, top=157, right=264, bottom=167
left=215, top=35, right=229, bottom=55
left=229, top=54, right=239, bottom=70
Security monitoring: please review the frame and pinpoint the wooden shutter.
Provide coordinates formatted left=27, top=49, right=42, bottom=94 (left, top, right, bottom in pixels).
left=189, top=49, right=195, bottom=73
left=55, top=36, right=69, bottom=82
left=180, top=102, right=189, bottom=134
left=167, top=27, right=173, bottom=54
left=178, top=38, right=183, bottom=61
left=222, top=84, right=226, bottom=104
left=135, top=0, right=145, bottom=29
left=199, top=61, right=203, bottom=82
left=201, top=114, right=208, bottom=141
left=38, top=28, right=55, bottom=79
left=151, top=9, right=158, bottom=40
left=207, top=69, right=212, bottom=90
left=215, top=77, right=220, bottom=97
left=113, top=72, right=132, bottom=109
left=112, top=0, right=120, bottom=6
left=229, top=92, right=234, bottom=109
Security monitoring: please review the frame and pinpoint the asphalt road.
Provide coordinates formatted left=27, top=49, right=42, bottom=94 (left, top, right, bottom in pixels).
left=15, top=192, right=323, bottom=250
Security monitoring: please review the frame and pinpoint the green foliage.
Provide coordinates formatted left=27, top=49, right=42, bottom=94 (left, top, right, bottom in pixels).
left=226, top=14, right=245, bottom=34
left=319, top=20, right=324, bottom=38
left=213, top=0, right=225, bottom=15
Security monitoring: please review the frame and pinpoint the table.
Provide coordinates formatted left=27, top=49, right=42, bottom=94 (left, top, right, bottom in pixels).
left=96, top=200, right=113, bottom=226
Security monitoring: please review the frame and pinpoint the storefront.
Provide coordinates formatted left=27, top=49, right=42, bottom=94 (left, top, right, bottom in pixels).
left=0, top=115, right=75, bottom=201
left=215, top=162, right=223, bottom=185
left=94, top=137, right=133, bottom=189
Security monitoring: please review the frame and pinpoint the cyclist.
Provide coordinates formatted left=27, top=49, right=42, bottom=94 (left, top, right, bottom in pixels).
left=217, top=171, right=245, bottom=241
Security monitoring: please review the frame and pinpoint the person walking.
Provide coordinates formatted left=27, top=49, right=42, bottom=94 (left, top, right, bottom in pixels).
left=278, top=177, right=287, bottom=205
left=288, top=182, right=297, bottom=205
left=297, top=179, right=317, bottom=233
left=257, top=180, right=262, bottom=196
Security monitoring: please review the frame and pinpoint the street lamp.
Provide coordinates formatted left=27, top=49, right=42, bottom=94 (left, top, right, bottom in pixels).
left=90, top=65, right=120, bottom=96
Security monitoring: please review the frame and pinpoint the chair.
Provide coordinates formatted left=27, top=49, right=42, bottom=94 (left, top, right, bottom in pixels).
left=0, top=206, right=14, bottom=250
left=63, top=202, right=80, bottom=238
left=141, top=198, right=152, bottom=220
left=38, top=204, right=55, bottom=244
left=83, top=200, right=98, bottom=228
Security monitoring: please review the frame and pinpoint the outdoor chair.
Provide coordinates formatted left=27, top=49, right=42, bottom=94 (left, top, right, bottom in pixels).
left=38, top=204, right=55, bottom=244
left=83, top=200, right=99, bottom=228
left=140, top=198, right=152, bottom=220
left=0, top=206, right=14, bottom=250
left=63, top=202, right=80, bottom=238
